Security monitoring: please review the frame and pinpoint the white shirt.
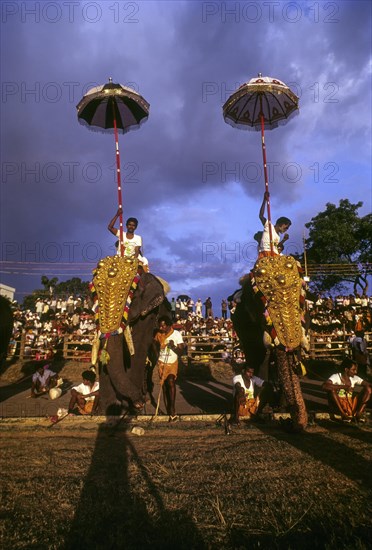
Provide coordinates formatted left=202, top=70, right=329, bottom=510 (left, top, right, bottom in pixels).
left=116, top=230, right=142, bottom=258
left=72, top=381, right=100, bottom=401
left=328, top=373, right=364, bottom=397
left=233, top=374, right=264, bottom=399
left=157, top=330, right=184, bottom=363
left=32, top=368, right=56, bottom=385
left=259, top=221, right=280, bottom=254
left=352, top=337, right=367, bottom=354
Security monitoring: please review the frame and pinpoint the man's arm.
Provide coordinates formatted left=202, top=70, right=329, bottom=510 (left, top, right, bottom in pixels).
left=234, top=381, right=245, bottom=399
left=278, top=234, right=289, bottom=251
left=322, top=379, right=351, bottom=392
left=31, top=378, right=37, bottom=397
left=108, top=207, right=122, bottom=236
left=168, top=339, right=185, bottom=356
left=84, top=389, right=100, bottom=398
left=138, top=235, right=143, bottom=256
left=259, top=191, right=269, bottom=226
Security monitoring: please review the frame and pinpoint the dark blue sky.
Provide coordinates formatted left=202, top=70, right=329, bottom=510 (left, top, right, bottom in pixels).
left=1, top=1, right=371, bottom=305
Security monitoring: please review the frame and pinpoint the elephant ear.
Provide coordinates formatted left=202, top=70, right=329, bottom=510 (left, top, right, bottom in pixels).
left=128, top=273, right=165, bottom=322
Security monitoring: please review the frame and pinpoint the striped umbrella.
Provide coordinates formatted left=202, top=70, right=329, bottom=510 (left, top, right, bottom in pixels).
left=223, top=74, right=299, bottom=253
left=76, top=78, right=149, bottom=256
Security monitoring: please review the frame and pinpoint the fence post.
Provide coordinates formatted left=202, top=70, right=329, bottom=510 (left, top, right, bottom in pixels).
left=309, top=332, right=315, bottom=360
left=63, top=335, right=68, bottom=360
left=19, top=331, right=26, bottom=361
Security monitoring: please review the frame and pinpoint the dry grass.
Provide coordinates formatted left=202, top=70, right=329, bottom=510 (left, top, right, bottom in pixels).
left=0, top=420, right=371, bottom=549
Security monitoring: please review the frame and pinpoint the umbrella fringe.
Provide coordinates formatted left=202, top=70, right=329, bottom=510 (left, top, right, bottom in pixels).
left=77, top=116, right=149, bottom=136
left=224, top=108, right=299, bottom=132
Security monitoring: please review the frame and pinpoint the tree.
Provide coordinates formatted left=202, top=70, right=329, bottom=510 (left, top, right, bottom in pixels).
left=40, top=276, right=58, bottom=293
left=304, top=199, right=371, bottom=295
left=56, top=278, right=89, bottom=296
left=23, top=277, right=90, bottom=308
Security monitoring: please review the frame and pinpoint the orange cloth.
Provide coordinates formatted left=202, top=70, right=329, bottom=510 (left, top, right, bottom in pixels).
left=157, top=359, right=178, bottom=384
left=155, top=327, right=179, bottom=382
left=77, top=400, right=95, bottom=415
left=238, top=397, right=259, bottom=417
left=258, top=251, right=279, bottom=259
left=336, top=395, right=358, bottom=417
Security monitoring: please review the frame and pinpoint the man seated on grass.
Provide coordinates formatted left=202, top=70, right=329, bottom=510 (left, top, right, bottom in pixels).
left=31, top=363, right=59, bottom=398
left=322, top=357, right=371, bottom=422
left=68, top=370, right=100, bottom=415
left=231, top=364, right=273, bottom=425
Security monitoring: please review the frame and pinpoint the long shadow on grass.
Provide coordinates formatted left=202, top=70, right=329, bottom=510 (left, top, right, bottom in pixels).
left=258, top=424, right=372, bottom=487
left=316, top=420, right=372, bottom=444
left=64, top=423, right=206, bottom=550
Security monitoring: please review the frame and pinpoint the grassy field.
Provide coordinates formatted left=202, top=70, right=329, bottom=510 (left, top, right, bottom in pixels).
left=1, top=417, right=371, bottom=549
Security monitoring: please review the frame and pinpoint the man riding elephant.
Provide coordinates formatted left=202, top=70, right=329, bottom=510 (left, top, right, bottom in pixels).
left=90, top=255, right=169, bottom=415
left=230, top=254, right=308, bottom=432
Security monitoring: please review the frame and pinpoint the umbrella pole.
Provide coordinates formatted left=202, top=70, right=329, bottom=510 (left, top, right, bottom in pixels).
left=112, top=101, right=124, bottom=257
left=260, top=111, right=274, bottom=254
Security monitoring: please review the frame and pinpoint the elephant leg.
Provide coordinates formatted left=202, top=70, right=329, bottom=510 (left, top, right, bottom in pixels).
left=99, top=362, right=122, bottom=415
left=128, top=309, right=158, bottom=399
left=105, top=334, right=143, bottom=405
left=276, top=349, right=308, bottom=431
left=258, top=349, right=271, bottom=381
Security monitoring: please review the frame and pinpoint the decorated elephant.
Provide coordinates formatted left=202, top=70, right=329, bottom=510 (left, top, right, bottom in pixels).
left=0, top=295, right=14, bottom=368
left=230, top=255, right=308, bottom=431
left=90, top=255, right=169, bottom=415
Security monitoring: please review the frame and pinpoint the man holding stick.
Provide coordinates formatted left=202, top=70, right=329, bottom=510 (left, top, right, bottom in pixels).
left=153, top=316, right=184, bottom=422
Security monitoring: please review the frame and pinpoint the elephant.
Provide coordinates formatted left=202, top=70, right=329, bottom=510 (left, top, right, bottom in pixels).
left=90, top=256, right=169, bottom=415
left=0, top=295, right=14, bottom=368
left=230, top=255, right=308, bottom=431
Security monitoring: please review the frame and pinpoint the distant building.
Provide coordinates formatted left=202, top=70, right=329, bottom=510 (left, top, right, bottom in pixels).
left=0, top=284, right=15, bottom=301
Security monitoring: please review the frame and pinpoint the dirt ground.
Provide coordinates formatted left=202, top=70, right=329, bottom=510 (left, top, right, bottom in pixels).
left=1, top=358, right=371, bottom=548
left=1, top=417, right=371, bottom=550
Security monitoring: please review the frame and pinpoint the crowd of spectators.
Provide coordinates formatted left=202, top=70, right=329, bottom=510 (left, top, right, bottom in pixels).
left=305, top=293, right=372, bottom=353
left=9, top=296, right=96, bottom=360
left=307, top=294, right=371, bottom=331
left=7, top=291, right=372, bottom=362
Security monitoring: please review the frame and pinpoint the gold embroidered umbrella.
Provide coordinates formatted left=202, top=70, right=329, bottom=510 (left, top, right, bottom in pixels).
left=223, top=74, right=299, bottom=253
left=77, top=78, right=149, bottom=256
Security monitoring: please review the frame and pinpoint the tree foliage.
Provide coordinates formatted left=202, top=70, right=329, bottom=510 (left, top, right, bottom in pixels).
left=41, top=276, right=58, bottom=291
left=22, top=277, right=90, bottom=309
left=305, top=199, right=371, bottom=294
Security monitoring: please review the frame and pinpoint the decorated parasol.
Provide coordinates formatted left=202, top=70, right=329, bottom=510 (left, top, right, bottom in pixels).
left=223, top=74, right=299, bottom=253
left=76, top=78, right=149, bottom=256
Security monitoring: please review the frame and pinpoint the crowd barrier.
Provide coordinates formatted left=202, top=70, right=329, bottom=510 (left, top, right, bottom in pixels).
left=7, top=331, right=372, bottom=364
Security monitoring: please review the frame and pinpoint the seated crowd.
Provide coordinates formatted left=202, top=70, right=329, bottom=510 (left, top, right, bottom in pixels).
left=22, top=293, right=370, bottom=424
left=8, top=291, right=372, bottom=365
